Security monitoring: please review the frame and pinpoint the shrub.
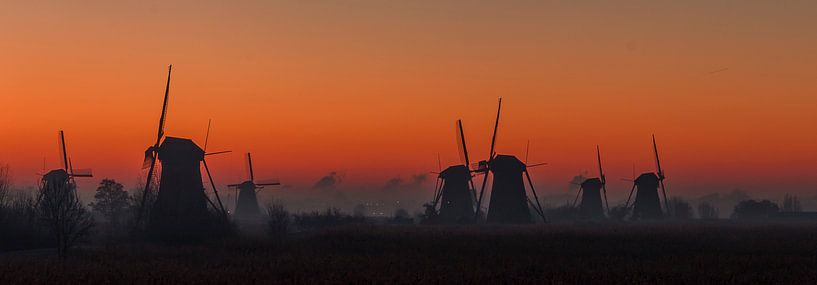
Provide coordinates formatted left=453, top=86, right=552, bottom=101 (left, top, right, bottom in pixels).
left=697, top=202, right=719, bottom=220
left=293, top=208, right=365, bottom=230
left=389, top=208, right=413, bottom=225
left=732, top=199, right=779, bottom=220
left=608, top=205, right=630, bottom=221
left=668, top=197, right=693, bottom=220
left=266, top=202, right=290, bottom=241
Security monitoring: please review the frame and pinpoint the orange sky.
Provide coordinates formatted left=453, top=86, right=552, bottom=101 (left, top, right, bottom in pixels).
left=1, top=1, right=817, bottom=199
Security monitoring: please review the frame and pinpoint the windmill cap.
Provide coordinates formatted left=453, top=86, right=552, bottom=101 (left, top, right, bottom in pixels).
left=488, top=154, right=525, bottom=172
left=635, top=172, right=660, bottom=185
left=158, top=137, right=205, bottom=162
left=581, top=178, right=603, bottom=188
left=43, top=169, right=69, bottom=182
left=440, top=165, right=470, bottom=179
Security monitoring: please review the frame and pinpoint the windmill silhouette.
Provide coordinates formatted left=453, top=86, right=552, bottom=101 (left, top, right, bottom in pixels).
left=473, top=98, right=546, bottom=223
left=571, top=146, right=609, bottom=219
left=37, top=130, right=93, bottom=206
left=624, top=135, right=669, bottom=220
left=424, top=120, right=477, bottom=224
left=134, top=65, right=229, bottom=235
left=228, top=152, right=280, bottom=220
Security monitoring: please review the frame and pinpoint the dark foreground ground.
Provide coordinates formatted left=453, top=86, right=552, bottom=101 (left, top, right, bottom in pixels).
left=2, top=222, right=817, bottom=284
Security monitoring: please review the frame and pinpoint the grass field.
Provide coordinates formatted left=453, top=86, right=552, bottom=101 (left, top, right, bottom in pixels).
left=2, top=222, right=817, bottom=284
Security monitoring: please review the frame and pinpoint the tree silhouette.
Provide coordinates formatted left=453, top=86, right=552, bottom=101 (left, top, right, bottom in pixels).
left=36, top=173, right=93, bottom=259
left=732, top=199, right=779, bottom=220
left=89, top=179, right=130, bottom=227
left=668, top=197, right=693, bottom=219
left=782, top=194, right=802, bottom=212
left=697, top=202, right=719, bottom=220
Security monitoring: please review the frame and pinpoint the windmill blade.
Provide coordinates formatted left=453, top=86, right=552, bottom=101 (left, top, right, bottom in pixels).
left=431, top=175, right=441, bottom=203
left=525, top=140, right=530, bottom=165
left=457, top=120, right=478, bottom=204
left=597, top=145, right=610, bottom=214
left=59, top=130, right=69, bottom=172
left=205, top=150, right=232, bottom=156
left=156, top=65, right=172, bottom=141
left=432, top=178, right=445, bottom=209
left=203, top=119, right=211, bottom=152
left=247, top=153, right=255, bottom=182
left=70, top=168, right=93, bottom=177
left=457, top=120, right=473, bottom=170
left=141, top=148, right=156, bottom=169
left=202, top=158, right=228, bottom=218
left=488, top=98, right=501, bottom=160
left=572, top=186, right=583, bottom=208
left=524, top=170, right=547, bottom=223
left=437, top=153, right=442, bottom=173
left=652, top=135, right=670, bottom=212
left=625, top=183, right=637, bottom=209
left=136, top=65, right=173, bottom=227
left=430, top=176, right=442, bottom=208
left=527, top=162, right=548, bottom=168
left=256, top=178, right=280, bottom=186
left=135, top=156, right=158, bottom=226
left=474, top=169, right=490, bottom=220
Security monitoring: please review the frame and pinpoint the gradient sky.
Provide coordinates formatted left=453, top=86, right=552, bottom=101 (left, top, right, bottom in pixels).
left=1, top=1, right=816, bottom=200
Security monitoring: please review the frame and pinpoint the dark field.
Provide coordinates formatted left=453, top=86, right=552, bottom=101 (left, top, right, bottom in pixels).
left=2, top=222, right=817, bottom=284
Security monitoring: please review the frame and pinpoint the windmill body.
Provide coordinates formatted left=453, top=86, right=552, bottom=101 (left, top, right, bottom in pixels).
left=486, top=155, right=531, bottom=224
left=631, top=173, right=663, bottom=219
left=229, top=152, right=279, bottom=221
left=37, top=130, right=92, bottom=206
left=436, top=165, right=474, bottom=224
left=578, top=178, right=605, bottom=219
left=149, top=137, right=210, bottom=231
left=234, top=181, right=261, bottom=219
left=39, top=169, right=73, bottom=203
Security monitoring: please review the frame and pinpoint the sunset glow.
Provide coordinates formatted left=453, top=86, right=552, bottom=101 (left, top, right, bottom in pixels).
left=2, top=1, right=817, bottom=199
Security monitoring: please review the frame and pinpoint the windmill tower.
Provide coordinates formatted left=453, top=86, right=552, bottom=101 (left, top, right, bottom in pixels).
left=38, top=130, right=93, bottom=205
left=228, top=153, right=280, bottom=220
left=572, top=146, right=609, bottom=219
left=473, top=98, right=546, bottom=224
left=425, top=120, right=477, bottom=224
left=135, top=65, right=229, bottom=236
left=624, top=135, right=669, bottom=220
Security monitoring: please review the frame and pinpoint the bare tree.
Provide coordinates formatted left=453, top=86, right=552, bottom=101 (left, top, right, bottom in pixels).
left=0, top=164, right=10, bottom=207
left=697, top=202, right=719, bottom=220
left=36, top=171, right=94, bottom=259
left=668, top=197, right=693, bottom=219
left=783, top=194, right=802, bottom=212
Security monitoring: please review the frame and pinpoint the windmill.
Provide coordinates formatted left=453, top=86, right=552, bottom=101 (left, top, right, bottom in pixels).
left=227, top=152, right=280, bottom=220
left=571, top=145, right=608, bottom=219
left=37, top=130, right=93, bottom=206
left=473, top=98, right=546, bottom=223
left=134, top=65, right=229, bottom=236
left=624, top=135, right=669, bottom=220
left=424, top=120, right=477, bottom=224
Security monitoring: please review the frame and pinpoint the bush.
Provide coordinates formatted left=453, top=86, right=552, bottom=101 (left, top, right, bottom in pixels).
left=266, top=202, right=290, bottom=241
left=732, top=199, right=779, bottom=220
left=668, top=197, right=693, bottom=220
left=389, top=208, right=413, bottom=225
left=545, top=204, right=582, bottom=221
left=0, top=191, right=50, bottom=251
left=697, top=202, right=719, bottom=220
left=293, top=208, right=366, bottom=230
left=608, top=205, right=630, bottom=221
